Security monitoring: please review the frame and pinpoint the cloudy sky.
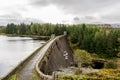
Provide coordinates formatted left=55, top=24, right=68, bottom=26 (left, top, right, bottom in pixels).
left=0, top=0, right=120, bottom=25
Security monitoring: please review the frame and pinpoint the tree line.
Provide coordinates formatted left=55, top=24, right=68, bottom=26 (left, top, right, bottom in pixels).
left=68, top=24, right=120, bottom=57
left=0, top=23, right=66, bottom=36
left=0, top=23, right=120, bottom=57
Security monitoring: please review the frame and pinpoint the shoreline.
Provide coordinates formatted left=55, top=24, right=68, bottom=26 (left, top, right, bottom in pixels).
left=0, top=34, right=50, bottom=40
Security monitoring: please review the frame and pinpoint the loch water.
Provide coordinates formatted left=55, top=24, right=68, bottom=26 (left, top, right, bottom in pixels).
left=0, top=35, right=44, bottom=78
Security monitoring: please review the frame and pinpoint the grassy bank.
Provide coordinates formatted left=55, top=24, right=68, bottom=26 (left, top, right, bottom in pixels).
left=58, top=43, right=120, bottom=80
left=55, top=69, right=120, bottom=80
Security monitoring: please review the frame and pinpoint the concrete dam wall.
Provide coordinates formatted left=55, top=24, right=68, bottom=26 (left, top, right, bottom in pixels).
left=35, top=35, right=74, bottom=80
left=1, top=35, right=74, bottom=80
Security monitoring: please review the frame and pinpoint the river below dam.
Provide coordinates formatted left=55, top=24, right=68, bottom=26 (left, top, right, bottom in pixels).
left=0, top=35, right=45, bottom=78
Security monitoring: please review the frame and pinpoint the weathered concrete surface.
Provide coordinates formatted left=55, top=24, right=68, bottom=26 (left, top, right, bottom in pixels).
left=16, top=47, right=43, bottom=80
left=14, top=36, right=61, bottom=80
left=15, top=38, right=56, bottom=80
left=36, top=35, right=74, bottom=80
left=44, top=36, right=74, bottom=75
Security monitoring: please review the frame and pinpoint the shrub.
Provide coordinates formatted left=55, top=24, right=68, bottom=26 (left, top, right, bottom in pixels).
left=117, top=52, right=120, bottom=57
left=74, top=49, right=92, bottom=67
left=105, top=61, right=117, bottom=69
left=74, top=68, right=82, bottom=75
left=56, top=69, right=120, bottom=80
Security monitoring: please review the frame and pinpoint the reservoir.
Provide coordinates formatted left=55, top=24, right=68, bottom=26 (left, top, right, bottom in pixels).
left=0, top=35, right=44, bottom=78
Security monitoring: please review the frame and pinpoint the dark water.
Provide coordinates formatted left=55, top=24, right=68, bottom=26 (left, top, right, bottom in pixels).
left=0, top=35, right=44, bottom=78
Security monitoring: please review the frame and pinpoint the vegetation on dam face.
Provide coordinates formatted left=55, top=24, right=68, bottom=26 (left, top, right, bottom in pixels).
left=0, top=23, right=120, bottom=79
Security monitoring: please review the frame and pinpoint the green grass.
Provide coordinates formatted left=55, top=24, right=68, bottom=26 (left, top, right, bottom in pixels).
left=33, top=71, right=41, bottom=80
left=56, top=69, right=120, bottom=80
left=8, top=74, right=16, bottom=80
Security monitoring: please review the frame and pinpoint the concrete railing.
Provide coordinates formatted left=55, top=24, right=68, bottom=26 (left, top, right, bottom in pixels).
left=35, top=35, right=64, bottom=80
left=1, top=38, right=52, bottom=80
left=1, top=35, right=69, bottom=80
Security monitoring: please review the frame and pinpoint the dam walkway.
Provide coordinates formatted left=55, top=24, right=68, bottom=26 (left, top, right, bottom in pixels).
left=1, top=35, right=74, bottom=80
left=16, top=37, right=56, bottom=80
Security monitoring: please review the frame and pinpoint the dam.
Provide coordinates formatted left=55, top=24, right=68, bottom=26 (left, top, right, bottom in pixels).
left=0, top=36, right=44, bottom=78
left=1, top=34, right=74, bottom=80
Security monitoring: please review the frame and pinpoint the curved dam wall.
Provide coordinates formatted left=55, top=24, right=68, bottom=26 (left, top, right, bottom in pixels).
left=1, top=35, right=74, bottom=80
left=36, top=35, right=74, bottom=80
left=1, top=40, right=48, bottom=80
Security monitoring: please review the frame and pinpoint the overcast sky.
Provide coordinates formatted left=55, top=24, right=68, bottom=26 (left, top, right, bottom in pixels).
left=0, top=0, right=120, bottom=25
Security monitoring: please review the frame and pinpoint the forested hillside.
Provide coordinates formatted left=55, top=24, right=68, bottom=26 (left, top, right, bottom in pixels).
left=0, top=23, right=120, bottom=57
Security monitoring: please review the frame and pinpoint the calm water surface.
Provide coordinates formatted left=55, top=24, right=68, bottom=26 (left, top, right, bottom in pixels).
left=0, top=35, right=44, bottom=78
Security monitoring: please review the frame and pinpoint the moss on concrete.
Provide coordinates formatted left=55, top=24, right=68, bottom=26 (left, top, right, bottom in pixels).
left=33, top=70, right=41, bottom=80
left=8, top=74, right=16, bottom=80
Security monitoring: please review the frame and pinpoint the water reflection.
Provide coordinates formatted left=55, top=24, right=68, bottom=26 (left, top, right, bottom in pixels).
left=0, top=35, right=44, bottom=77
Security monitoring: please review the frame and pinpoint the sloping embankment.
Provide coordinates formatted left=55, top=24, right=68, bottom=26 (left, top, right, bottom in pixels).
left=35, top=35, right=74, bottom=80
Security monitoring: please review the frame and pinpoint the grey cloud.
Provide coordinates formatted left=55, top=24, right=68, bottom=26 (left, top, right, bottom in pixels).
left=102, top=13, right=120, bottom=20
left=73, top=17, right=80, bottom=24
left=30, top=0, right=119, bottom=14
left=0, top=12, right=22, bottom=19
left=73, top=16, right=99, bottom=24
left=0, top=13, right=43, bottom=26
left=31, top=0, right=51, bottom=6
left=1, top=0, right=120, bottom=25
left=0, top=13, right=22, bottom=25
left=0, top=5, right=30, bottom=26
left=73, top=17, right=80, bottom=21
left=30, top=0, right=120, bottom=24
left=84, top=16, right=96, bottom=20
left=100, top=8, right=120, bottom=23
